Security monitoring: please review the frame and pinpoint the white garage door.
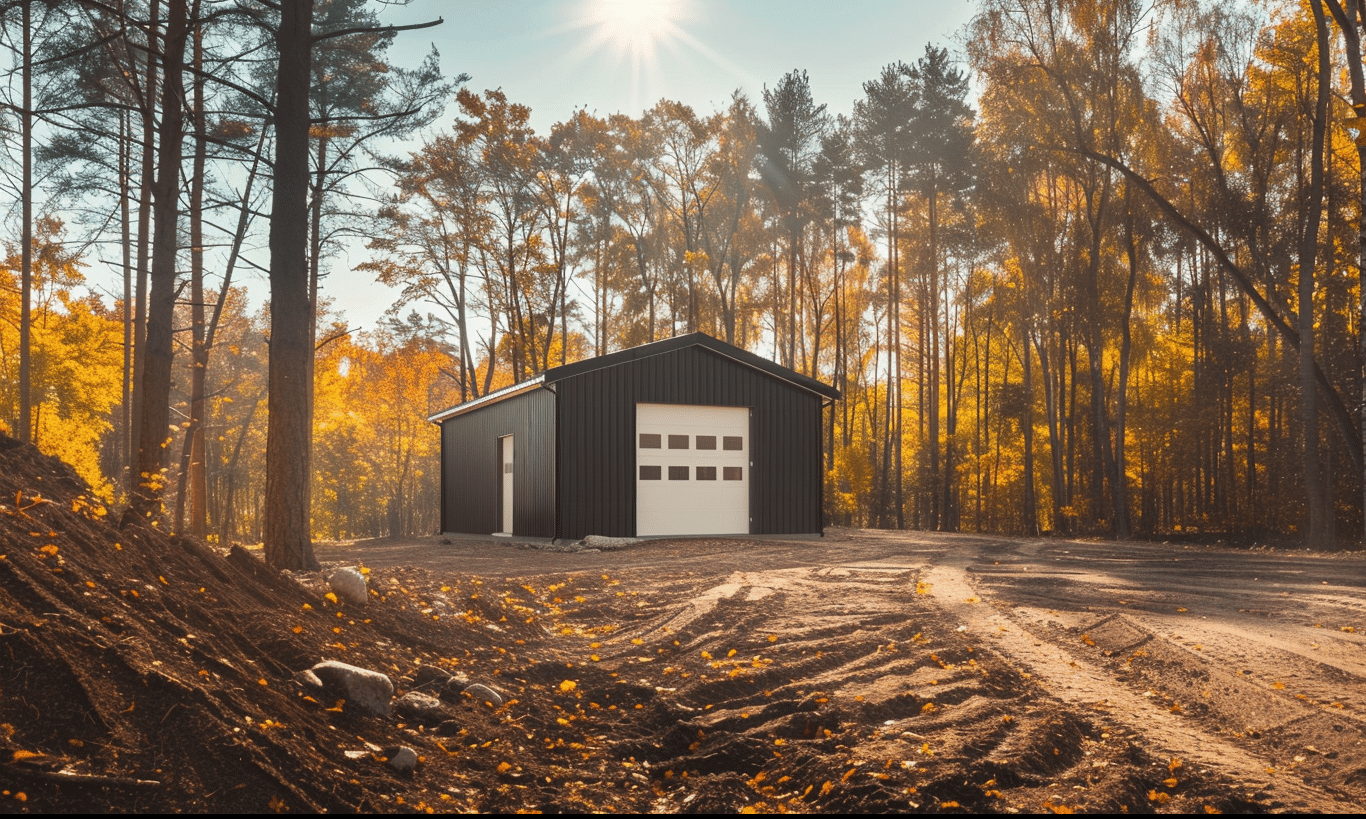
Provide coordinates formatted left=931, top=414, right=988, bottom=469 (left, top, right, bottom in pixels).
left=636, top=403, right=749, bottom=536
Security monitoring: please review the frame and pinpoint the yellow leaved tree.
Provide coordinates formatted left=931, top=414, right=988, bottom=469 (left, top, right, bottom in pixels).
left=0, top=219, right=122, bottom=498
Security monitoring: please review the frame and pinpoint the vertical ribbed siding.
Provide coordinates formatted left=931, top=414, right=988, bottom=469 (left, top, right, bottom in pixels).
left=440, top=388, right=556, bottom=537
left=555, top=346, right=823, bottom=539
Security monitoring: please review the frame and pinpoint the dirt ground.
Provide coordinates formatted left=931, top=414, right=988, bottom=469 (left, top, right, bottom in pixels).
left=3, top=430, right=1365, bottom=812
left=307, top=530, right=1366, bottom=813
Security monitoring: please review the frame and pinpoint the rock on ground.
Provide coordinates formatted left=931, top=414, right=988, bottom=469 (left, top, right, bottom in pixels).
left=394, top=692, right=449, bottom=723
left=579, top=535, right=635, bottom=550
left=386, top=746, right=418, bottom=774
left=327, top=567, right=369, bottom=605
left=304, top=660, right=393, bottom=716
left=528, top=534, right=638, bottom=553
left=462, top=683, right=504, bottom=707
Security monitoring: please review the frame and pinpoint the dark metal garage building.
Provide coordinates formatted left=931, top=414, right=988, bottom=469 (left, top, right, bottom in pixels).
left=428, top=333, right=840, bottom=540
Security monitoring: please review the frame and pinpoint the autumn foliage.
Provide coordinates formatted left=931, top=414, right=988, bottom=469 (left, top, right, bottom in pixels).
left=5, top=0, right=1366, bottom=547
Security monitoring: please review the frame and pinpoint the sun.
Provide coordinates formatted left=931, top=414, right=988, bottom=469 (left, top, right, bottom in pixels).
left=560, top=0, right=749, bottom=116
left=588, top=0, right=683, bottom=61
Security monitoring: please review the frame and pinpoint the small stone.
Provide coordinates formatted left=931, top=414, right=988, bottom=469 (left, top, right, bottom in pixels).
left=387, top=746, right=418, bottom=774
left=308, top=660, right=394, bottom=716
left=394, top=692, right=449, bottom=723
left=434, top=719, right=462, bottom=736
left=462, top=683, right=504, bottom=707
left=327, top=567, right=368, bottom=605
left=439, top=673, right=472, bottom=700
left=578, top=535, right=636, bottom=551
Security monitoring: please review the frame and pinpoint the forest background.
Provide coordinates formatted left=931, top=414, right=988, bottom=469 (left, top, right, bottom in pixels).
left=3, top=0, right=1365, bottom=555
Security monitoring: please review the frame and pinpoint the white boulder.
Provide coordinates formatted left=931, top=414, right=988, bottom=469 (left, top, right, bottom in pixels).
left=327, top=567, right=369, bottom=605
left=307, top=660, right=393, bottom=716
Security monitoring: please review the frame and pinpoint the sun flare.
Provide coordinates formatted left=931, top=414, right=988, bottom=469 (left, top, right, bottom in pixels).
left=590, top=0, right=682, bottom=59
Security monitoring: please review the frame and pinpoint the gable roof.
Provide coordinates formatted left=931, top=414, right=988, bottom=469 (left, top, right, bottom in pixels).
left=428, top=332, right=839, bottom=423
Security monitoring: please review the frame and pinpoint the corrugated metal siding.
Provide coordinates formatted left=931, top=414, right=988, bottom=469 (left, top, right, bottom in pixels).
left=555, top=346, right=823, bottom=539
left=440, top=388, right=556, bottom=537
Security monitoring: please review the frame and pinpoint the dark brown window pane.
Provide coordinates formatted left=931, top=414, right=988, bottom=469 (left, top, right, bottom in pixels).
left=639, top=465, right=661, bottom=480
left=723, top=436, right=743, bottom=451
left=668, top=465, right=689, bottom=480
left=696, top=466, right=717, bottom=480
left=504, top=463, right=513, bottom=474
left=668, top=434, right=689, bottom=449
left=639, top=433, right=662, bottom=449
left=696, top=435, right=717, bottom=450
left=723, top=466, right=743, bottom=481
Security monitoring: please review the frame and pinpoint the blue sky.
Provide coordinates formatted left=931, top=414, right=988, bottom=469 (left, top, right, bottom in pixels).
left=386, top=0, right=979, bottom=129
left=328, top=0, right=980, bottom=329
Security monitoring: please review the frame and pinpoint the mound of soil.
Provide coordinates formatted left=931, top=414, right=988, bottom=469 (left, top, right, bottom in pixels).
left=0, top=433, right=1272, bottom=812
left=0, top=434, right=543, bottom=812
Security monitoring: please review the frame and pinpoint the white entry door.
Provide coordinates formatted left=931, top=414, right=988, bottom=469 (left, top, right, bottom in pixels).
left=499, top=435, right=514, bottom=534
left=636, top=403, right=749, bottom=536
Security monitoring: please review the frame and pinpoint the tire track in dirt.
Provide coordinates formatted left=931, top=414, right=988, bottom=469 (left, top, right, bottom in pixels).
left=565, top=560, right=1270, bottom=813
left=922, top=555, right=1364, bottom=812
left=318, top=529, right=1366, bottom=811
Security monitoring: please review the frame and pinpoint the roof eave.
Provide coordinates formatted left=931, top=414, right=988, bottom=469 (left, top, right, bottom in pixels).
left=426, top=376, right=546, bottom=424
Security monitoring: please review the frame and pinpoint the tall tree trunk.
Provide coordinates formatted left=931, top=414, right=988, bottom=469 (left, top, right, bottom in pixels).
left=927, top=178, right=944, bottom=531
left=1022, top=329, right=1040, bottom=536
left=788, top=226, right=798, bottom=368
left=1082, top=174, right=1117, bottom=531
left=1034, top=331, right=1065, bottom=533
left=17, top=0, right=32, bottom=443
left=264, top=1, right=320, bottom=570
left=128, top=0, right=160, bottom=501
left=1113, top=195, right=1139, bottom=540
left=890, top=170, right=904, bottom=528
left=120, top=109, right=133, bottom=485
left=1299, top=0, right=1332, bottom=548
left=187, top=22, right=209, bottom=538
left=126, top=0, right=188, bottom=524
left=880, top=178, right=895, bottom=527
